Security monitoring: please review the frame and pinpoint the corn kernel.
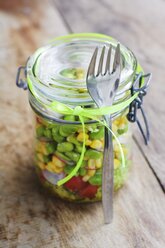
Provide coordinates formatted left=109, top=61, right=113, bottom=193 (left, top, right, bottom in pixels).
left=46, top=162, right=64, bottom=174
left=122, top=147, right=128, bottom=157
left=37, top=161, right=45, bottom=170
left=88, top=159, right=96, bottom=169
left=85, top=140, right=92, bottom=146
left=77, top=133, right=89, bottom=142
left=53, top=166, right=64, bottom=173
left=112, top=123, right=118, bottom=134
left=114, top=151, right=121, bottom=160
left=52, top=156, right=65, bottom=168
left=40, top=142, right=48, bottom=155
left=37, top=153, right=44, bottom=162
left=87, top=169, right=96, bottom=177
left=114, top=159, right=120, bottom=169
left=113, top=119, right=120, bottom=126
left=82, top=175, right=90, bottom=182
left=95, top=158, right=102, bottom=169
left=90, top=140, right=103, bottom=150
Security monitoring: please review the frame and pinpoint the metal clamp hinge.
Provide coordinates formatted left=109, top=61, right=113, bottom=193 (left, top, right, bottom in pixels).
left=127, top=72, right=152, bottom=145
left=16, top=65, right=28, bottom=90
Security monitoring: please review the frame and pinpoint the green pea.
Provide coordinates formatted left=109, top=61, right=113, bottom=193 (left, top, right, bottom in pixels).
left=65, top=152, right=80, bottom=162
left=89, top=126, right=104, bottom=140
left=36, top=126, right=45, bottom=137
left=79, top=167, right=86, bottom=176
left=85, top=149, right=102, bottom=159
left=57, top=142, right=74, bottom=152
left=89, top=170, right=102, bottom=186
left=67, top=135, right=80, bottom=145
left=64, top=164, right=75, bottom=174
left=63, top=115, right=76, bottom=122
left=45, top=143, right=56, bottom=155
left=44, top=129, right=52, bottom=139
left=55, top=151, right=72, bottom=163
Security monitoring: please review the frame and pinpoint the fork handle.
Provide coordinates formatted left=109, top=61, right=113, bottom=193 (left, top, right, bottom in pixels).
left=102, top=115, right=114, bottom=224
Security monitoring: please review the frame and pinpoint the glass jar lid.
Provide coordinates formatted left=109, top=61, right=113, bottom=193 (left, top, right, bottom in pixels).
left=27, top=33, right=137, bottom=120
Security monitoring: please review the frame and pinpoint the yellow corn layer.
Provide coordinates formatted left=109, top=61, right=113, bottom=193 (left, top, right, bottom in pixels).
left=45, top=162, right=64, bottom=174
left=95, top=158, right=102, bottom=169
left=88, top=159, right=96, bottom=169
left=90, top=140, right=103, bottom=150
left=77, top=133, right=89, bottom=142
left=37, top=161, right=46, bottom=170
left=52, top=156, right=65, bottom=168
left=114, top=159, right=120, bottom=169
left=82, top=175, right=90, bottom=182
left=85, top=140, right=92, bottom=146
left=87, top=169, right=96, bottom=177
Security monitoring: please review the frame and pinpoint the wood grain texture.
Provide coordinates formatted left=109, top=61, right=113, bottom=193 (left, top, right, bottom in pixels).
left=54, top=0, right=165, bottom=190
left=0, top=0, right=165, bottom=247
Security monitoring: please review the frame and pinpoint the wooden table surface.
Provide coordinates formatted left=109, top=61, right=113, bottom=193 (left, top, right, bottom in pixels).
left=0, top=0, right=165, bottom=247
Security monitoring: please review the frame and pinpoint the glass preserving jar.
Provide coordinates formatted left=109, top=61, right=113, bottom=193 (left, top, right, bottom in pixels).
left=19, top=33, right=140, bottom=202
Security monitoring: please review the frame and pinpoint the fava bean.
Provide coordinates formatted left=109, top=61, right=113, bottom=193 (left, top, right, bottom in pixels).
left=55, top=151, right=72, bottom=163
left=89, top=126, right=104, bottom=140
left=89, top=170, right=102, bottom=186
left=75, top=144, right=83, bottom=153
left=44, top=129, right=52, bottom=139
left=67, top=135, right=80, bottom=145
left=117, top=124, right=128, bottom=135
left=45, top=143, right=56, bottom=155
left=57, top=142, right=74, bottom=153
left=59, top=125, right=78, bottom=136
left=65, top=152, right=80, bottom=162
left=85, top=149, right=102, bottom=159
left=79, top=167, right=87, bottom=176
left=52, top=126, right=59, bottom=135
left=64, top=164, right=75, bottom=174
left=52, top=127, right=64, bottom=142
left=36, top=126, right=45, bottom=137
left=59, top=127, right=69, bottom=137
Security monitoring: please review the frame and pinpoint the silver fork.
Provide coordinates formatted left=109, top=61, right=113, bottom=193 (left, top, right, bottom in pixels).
left=86, top=44, right=121, bottom=224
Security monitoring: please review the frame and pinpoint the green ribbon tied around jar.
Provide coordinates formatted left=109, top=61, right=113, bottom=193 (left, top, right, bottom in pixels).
left=27, top=64, right=144, bottom=186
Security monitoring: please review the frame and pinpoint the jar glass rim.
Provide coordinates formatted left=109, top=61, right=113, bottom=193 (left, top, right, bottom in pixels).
left=27, top=33, right=137, bottom=102
left=27, top=33, right=137, bottom=122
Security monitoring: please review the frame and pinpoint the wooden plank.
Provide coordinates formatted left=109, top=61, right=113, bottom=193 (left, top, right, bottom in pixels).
left=54, top=0, right=165, bottom=189
left=1, top=142, right=165, bottom=247
left=0, top=0, right=165, bottom=247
